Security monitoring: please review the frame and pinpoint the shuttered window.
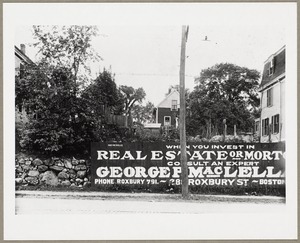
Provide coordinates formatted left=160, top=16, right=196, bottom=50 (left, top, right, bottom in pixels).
left=267, top=88, right=273, bottom=107
left=262, top=118, right=269, bottom=136
left=271, top=114, right=280, bottom=134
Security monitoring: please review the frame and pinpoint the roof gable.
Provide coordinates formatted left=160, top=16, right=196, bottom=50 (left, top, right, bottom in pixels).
left=260, top=46, right=285, bottom=89
left=157, top=89, right=180, bottom=108
left=15, top=46, right=35, bottom=65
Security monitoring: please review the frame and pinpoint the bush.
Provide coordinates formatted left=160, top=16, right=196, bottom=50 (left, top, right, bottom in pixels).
left=132, top=126, right=181, bottom=143
left=15, top=108, right=29, bottom=152
left=134, top=128, right=161, bottom=142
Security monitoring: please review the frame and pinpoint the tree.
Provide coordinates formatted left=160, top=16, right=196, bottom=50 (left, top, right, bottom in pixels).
left=16, top=66, right=127, bottom=154
left=21, top=67, right=129, bottom=152
left=119, top=85, right=146, bottom=126
left=131, top=101, right=155, bottom=125
left=187, top=63, right=260, bottom=138
left=80, top=70, right=125, bottom=143
left=15, top=25, right=106, bottom=154
left=32, top=25, right=101, bottom=91
left=82, top=70, right=124, bottom=115
left=16, top=66, right=82, bottom=153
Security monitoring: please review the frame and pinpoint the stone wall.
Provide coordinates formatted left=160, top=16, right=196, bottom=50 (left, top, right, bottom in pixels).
left=15, top=154, right=91, bottom=188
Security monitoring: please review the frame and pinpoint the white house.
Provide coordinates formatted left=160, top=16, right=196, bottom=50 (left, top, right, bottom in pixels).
left=15, top=44, right=35, bottom=123
left=15, top=44, right=34, bottom=77
left=258, top=46, right=285, bottom=143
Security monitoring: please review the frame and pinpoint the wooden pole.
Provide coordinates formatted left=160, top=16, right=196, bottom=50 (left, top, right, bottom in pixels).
left=179, top=26, right=189, bottom=198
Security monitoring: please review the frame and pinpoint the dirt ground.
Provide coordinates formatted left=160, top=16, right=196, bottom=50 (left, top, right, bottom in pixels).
left=16, top=190, right=285, bottom=204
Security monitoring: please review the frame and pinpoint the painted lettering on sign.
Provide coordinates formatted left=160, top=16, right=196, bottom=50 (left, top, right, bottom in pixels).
left=91, top=142, right=285, bottom=188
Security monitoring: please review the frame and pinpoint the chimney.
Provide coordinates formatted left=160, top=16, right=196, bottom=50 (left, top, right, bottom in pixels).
left=20, top=44, right=25, bottom=54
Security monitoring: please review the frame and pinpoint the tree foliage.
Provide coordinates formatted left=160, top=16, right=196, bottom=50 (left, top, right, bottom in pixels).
left=15, top=26, right=107, bottom=154
left=82, top=70, right=124, bottom=115
left=16, top=66, right=78, bottom=152
left=16, top=26, right=155, bottom=154
left=131, top=101, right=155, bottom=125
left=80, top=70, right=126, bottom=143
left=16, top=67, right=128, bottom=154
left=119, top=85, right=146, bottom=126
left=32, top=25, right=101, bottom=89
left=119, top=86, right=146, bottom=114
left=187, top=63, right=260, bottom=138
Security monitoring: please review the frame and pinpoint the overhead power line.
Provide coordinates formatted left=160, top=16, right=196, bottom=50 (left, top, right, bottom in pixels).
left=114, top=72, right=195, bottom=78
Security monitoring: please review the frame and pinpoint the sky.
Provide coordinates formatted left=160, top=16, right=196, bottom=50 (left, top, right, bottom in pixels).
left=15, top=9, right=286, bottom=107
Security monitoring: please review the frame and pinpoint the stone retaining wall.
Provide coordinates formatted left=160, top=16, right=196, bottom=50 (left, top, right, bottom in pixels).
left=15, top=154, right=91, bottom=188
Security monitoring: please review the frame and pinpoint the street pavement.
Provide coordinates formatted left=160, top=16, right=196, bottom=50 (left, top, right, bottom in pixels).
left=15, top=190, right=285, bottom=214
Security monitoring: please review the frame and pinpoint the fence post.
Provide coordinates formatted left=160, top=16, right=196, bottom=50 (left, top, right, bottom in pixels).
left=223, top=119, right=227, bottom=142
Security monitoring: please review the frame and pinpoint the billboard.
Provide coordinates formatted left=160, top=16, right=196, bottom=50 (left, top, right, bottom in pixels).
left=91, top=142, right=285, bottom=190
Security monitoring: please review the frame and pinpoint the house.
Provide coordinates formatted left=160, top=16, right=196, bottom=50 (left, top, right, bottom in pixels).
left=154, top=88, right=180, bottom=128
left=15, top=44, right=36, bottom=123
left=15, top=44, right=34, bottom=77
left=258, top=46, right=285, bottom=143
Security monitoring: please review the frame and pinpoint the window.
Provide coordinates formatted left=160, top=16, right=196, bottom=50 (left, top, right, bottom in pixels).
left=164, top=116, right=171, bottom=126
left=262, top=118, right=269, bottom=136
left=271, top=114, right=280, bottom=134
left=268, top=57, right=274, bottom=76
left=171, top=100, right=178, bottom=110
left=267, top=88, right=273, bottom=107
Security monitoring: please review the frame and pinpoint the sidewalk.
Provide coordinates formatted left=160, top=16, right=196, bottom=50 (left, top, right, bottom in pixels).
left=16, top=190, right=285, bottom=204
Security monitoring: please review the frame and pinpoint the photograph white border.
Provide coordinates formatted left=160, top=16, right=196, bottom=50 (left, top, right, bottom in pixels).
left=3, top=3, right=297, bottom=240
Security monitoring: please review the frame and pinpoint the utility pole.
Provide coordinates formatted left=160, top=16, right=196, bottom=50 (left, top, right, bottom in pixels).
left=179, top=25, right=189, bottom=199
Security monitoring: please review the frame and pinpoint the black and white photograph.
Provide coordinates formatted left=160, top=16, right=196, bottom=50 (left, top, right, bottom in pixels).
left=3, top=2, right=297, bottom=241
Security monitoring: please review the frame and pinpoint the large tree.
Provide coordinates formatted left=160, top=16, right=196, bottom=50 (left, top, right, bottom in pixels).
left=76, top=70, right=126, bottom=144
left=16, top=67, right=127, bottom=154
left=30, top=25, right=103, bottom=134
left=82, top=70, right=124, bottom=115
left=32, top=25, right=101, bottom=91
left=119, top=85, right=146, bottom=126
left=187, top=63, right=260, bottom=138
left=16, top=26, right=113, bottom=153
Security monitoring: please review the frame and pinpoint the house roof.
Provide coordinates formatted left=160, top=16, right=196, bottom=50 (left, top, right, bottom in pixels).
left=259, top=46, right=285, bottom=90
left=157, top=89, right=180, bottom=108
left=15, top=46, right=35, bottom=65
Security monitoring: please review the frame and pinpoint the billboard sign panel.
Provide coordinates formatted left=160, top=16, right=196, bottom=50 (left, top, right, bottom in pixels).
left=91, top=142, right=285, bottom=189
